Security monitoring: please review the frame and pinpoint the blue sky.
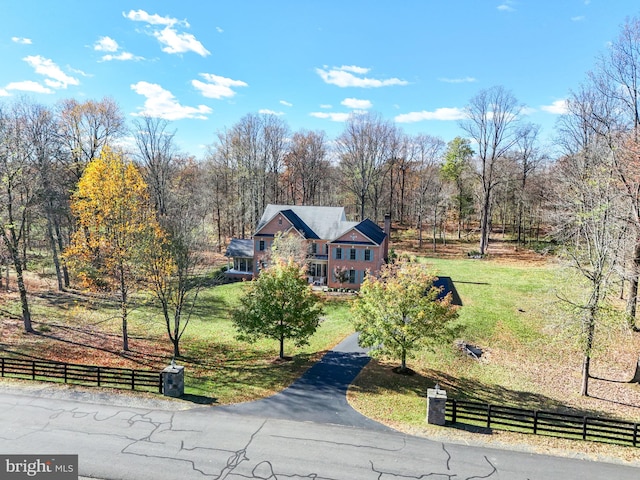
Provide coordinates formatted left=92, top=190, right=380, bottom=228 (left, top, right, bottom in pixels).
left=1, top=1, right=638, bottom=157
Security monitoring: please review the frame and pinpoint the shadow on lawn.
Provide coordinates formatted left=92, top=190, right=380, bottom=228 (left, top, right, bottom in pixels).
left=352, top=359, right=609, bottom=420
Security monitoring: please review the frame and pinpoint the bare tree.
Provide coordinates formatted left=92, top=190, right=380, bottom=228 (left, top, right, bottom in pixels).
left=336, top=112, right=398, bottom=221
left=132, top=116, right=177, bottom=217
left=554, top=86, right=628, bottom=396
left=514, top=124, right=545, bottom=245
left=57, top=97, right=126, bottom=181
left=284, top=130, right=330, bottom=205
left=459, top=86, right=523, bottom=255
left=22, top=101, right=67, bottom=290
left=589, top=16, right=640, bottom=326
left=0, top=101, right=37, bottom=332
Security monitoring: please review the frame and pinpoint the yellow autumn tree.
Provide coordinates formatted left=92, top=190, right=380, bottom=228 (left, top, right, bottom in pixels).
left=64, top=146, right=172, bottom=351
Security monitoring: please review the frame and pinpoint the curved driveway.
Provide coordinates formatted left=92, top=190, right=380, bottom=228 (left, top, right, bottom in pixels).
left=219, top=333, right=390, bottom=431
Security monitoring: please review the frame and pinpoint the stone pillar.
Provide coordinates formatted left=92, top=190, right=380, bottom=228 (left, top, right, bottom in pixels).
left=162, top=364, right=184, bottom=398
left=426, top=387, right=447, bottom=425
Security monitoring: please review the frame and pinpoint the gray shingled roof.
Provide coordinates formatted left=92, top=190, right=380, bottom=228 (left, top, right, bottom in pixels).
left=225, top=238, right=254, bottom=258
left=256, top=205, right=349, bottom=240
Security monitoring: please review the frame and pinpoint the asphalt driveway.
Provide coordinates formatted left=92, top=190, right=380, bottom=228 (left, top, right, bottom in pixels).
left=218, top=333, right=391, bottom=430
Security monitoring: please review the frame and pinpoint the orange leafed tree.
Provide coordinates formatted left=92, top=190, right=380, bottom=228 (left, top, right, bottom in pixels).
left=64, top=146, right=172, bottom=351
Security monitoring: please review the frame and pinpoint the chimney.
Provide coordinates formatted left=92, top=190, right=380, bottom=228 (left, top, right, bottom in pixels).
left=383, top=213, right=391, bottom=262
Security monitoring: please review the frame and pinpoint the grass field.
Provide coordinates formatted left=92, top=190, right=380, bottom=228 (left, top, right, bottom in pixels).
left=347, top=245, right=640, bottom=461
left=0, top=272, right=354, bottom=404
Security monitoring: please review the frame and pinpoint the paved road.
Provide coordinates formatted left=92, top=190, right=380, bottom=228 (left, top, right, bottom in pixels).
left=0, top=385, right=638, bottom=479
left=219, top=333, right=389, bottom=430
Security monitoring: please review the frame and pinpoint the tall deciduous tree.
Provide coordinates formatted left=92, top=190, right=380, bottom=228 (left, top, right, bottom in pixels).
left=337, top=112, right=398, bottom=221
left=460, top=86, right=523, bottom=255
left=0, top=101, right=37, bottom=332
left=65, top=146, right=166, bottom=351
left=441, top=137, right=474, bottom=240
left=351, top=262, right=459, bottom=372
left=232, top=258, right=323, bottom=359
left=554, top=84, right=628, bottom=395
left=589, top=15, right=640, bottom=326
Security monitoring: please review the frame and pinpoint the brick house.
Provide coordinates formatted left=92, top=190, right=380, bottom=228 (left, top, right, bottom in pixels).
left=225, top=204, right=390, bottom=289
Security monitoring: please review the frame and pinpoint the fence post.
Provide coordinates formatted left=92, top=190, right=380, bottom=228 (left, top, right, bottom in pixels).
left=159, top=373, right=163, bottom=394
left=131, top=370, right=135, bottom=390
left=64, top=364, right=68, bottom=384
left=634, top=423, right=638, bottom=448
left=533, top=411, right=538, bottom=435
left=1, top=358, right=4, bottom=377
left=582, top=417, right=588, bottom=440
left=97, top=367, right=101, bottom=387
left=487, top=404, right=492, bottom=428
left=32, top=361, right=36, bottom=380
left=452, top=399, right=457, bottom=424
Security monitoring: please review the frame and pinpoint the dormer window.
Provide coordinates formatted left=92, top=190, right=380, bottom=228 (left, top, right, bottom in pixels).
left=278, top=217, right=282, bottom=225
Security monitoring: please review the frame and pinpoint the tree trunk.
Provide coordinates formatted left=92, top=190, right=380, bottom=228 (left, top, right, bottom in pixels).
left=173, top=338, right=180, bottom=358
left=54, top=221, right=70, bottom=288
left=581, top=354, right=591, bottom=396
left=479, top=194, right=491, bottom=255
left=120, top=269, right=129, bottom=351
left=626, top=241, right=640, bottom=329
left=279, top=336, right=285, bottom=360
left=631, top=355, right=640, bottom=383
left=46, top=216, right=64, bottom=291
left=401, top=348, right=407, bottom=372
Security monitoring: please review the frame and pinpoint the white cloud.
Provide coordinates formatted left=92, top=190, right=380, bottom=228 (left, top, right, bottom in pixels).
left=497, top=1, right=516, bottom=12
left=192, top=73, right=248, bottom=99
left=154, top=27, right=210, bottom=56
left=101, top=52, right=142, bottom=62
left=439, top=77, right=477, bottom=83
left=124, top=9, right=182, bottom=27
left=131, top=81, right=212, bottom=120
left=11, top=37, right=32, bottom=45
left=259, top=109, right=284, bottom=116
left=341, top=98, right=372, bottom=109
left=310, top=111, right=353, bottom=122
left=216, top=26, right=224, bottom=33
left=316, top=65, right=408, bottom=88
left=520, top=106, right=536, bottom=115
left=280, top=100, right=293, bottom=107
left=320, top=104, right=332, bottom=109
left=125, top=9, right=209, bottom=56
left=540, top=99, right=568, bottom=115
left=0, top=88, right=9, bottom=96
left=23, top=55, right=79, bottom=89
left=571, top=15, right=586, bottom=22
left=395, top=107, right=466, bottom=123
left=5, top=80, right=53, bottom=94
left=94, top=36, right=119, bottom=52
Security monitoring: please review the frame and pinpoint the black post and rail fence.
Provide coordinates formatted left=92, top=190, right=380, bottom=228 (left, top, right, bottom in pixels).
left=0, top=357, right=163, bottom=393
left=446, top=398, right=639, bottom=448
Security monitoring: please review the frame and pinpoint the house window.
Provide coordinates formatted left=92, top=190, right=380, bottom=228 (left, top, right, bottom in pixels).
left=336, top=248, right=342, bottom=259
left=259, top=240, right=265, bottom=251
left=348, top=269, right=356, bottom=284
left=324, top=244, right=328, bottom=254
left=311, top=243, right=317, bottom=254
left=278, top=217, right=282, bottom=225
left=364, top=250, right=372, bottom=261
left=350, top=248, right=356, bottom=260
left=234, top=258, right=254, bottom=272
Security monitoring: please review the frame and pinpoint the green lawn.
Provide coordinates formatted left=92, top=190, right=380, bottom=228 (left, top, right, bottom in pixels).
left=348, top=254, right=640, bottom=431
left=0, top=277, right=354, bottom=405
